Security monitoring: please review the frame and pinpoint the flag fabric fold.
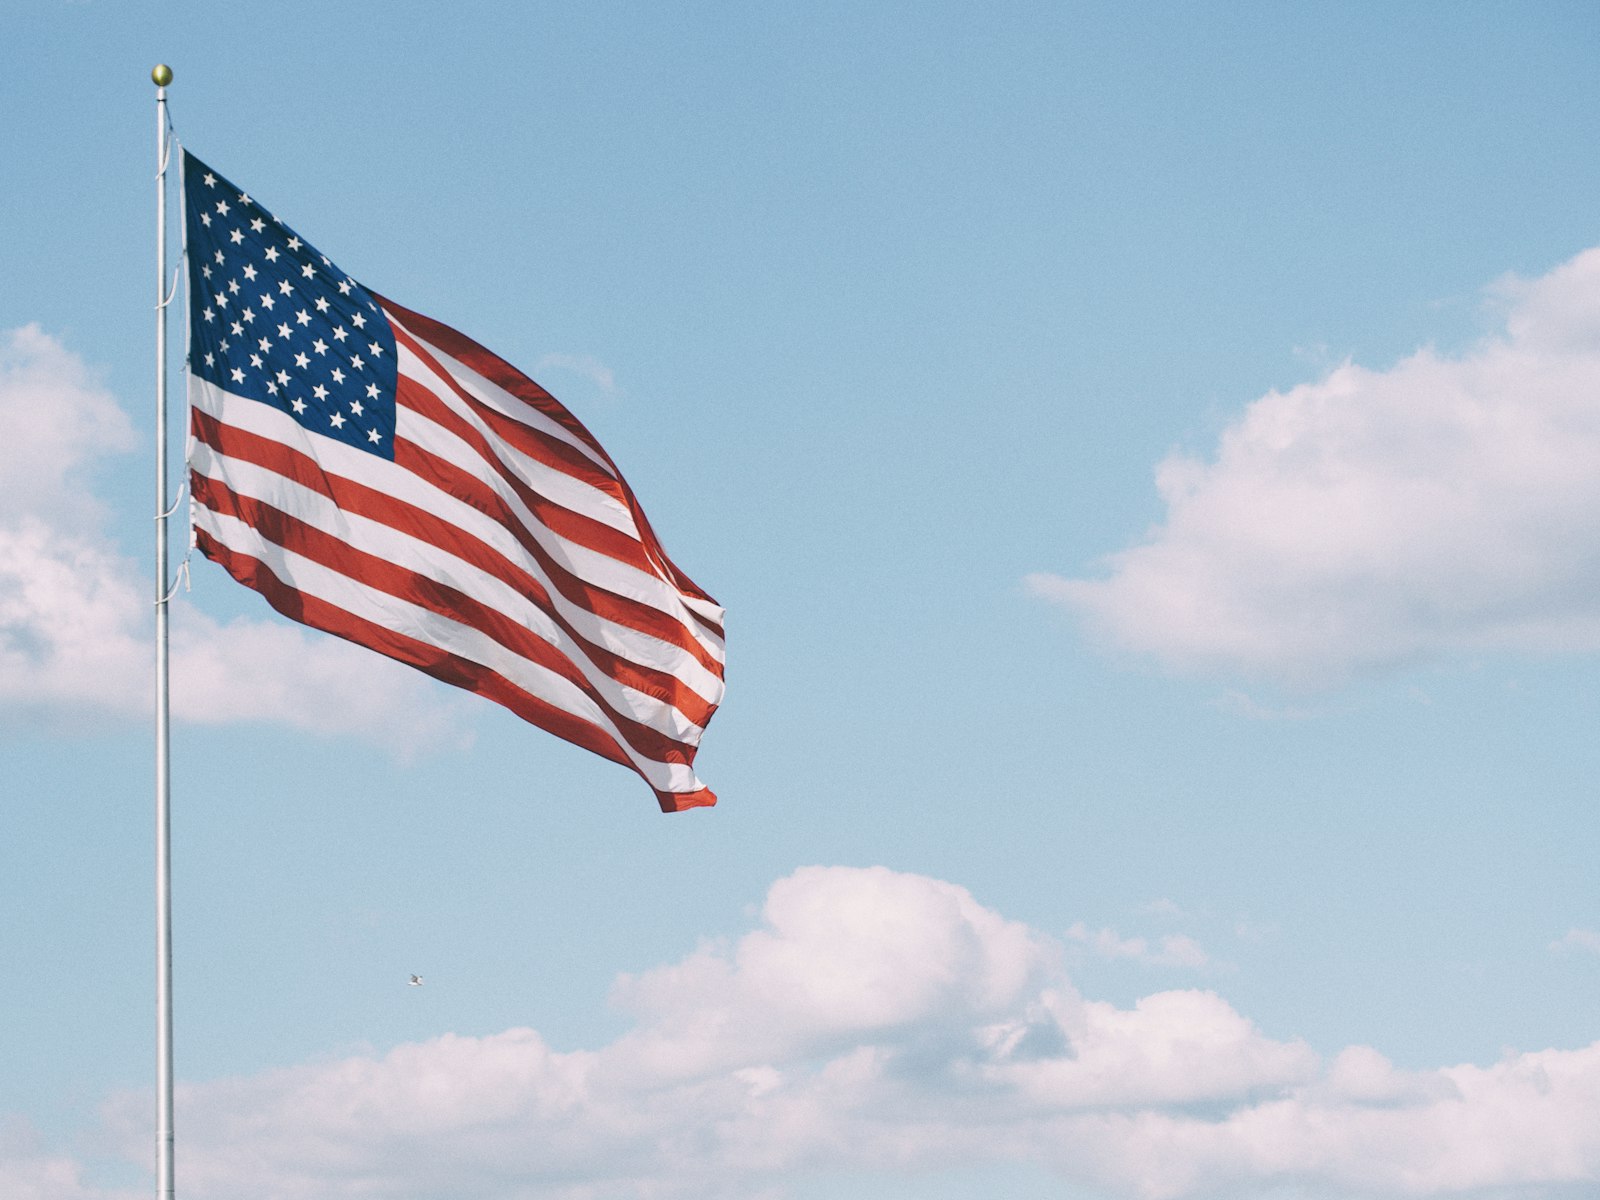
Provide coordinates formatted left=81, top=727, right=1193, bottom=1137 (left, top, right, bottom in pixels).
left=181, top=150, right=723, bottom=811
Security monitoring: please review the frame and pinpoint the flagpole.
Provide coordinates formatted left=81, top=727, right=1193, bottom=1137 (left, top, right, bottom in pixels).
left=152, top=61, right=176, bottom=1200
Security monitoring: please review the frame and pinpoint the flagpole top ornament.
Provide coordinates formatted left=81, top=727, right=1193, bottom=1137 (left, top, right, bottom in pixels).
left=151, top=64, right=173, bottom=87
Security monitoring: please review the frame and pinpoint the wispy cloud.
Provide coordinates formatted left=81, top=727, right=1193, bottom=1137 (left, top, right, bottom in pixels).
left=1210, top=689, right=1319, bottom=721
left=1550, top=928, right=1600, bottom=956
left=535, top=352, right=617, bottom=395
left=1139, top=897, right=1186, bottom=920
left=1066, top=921, right=1211, bottom=968
left=35, top=863, right=1598, bottom=1199
left=1031, top=247, right=1600, bottom=686
left=0, top=325, right=473, bottom=751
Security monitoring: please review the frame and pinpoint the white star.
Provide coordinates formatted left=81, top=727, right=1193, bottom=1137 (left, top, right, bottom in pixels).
left=203, top=172, right=217, bottom=187
left=230, top=321, right=243, bottom=336
left=350, top=398, right=364, bottom=416
left=215, top=293, right=229, bottom=310
left=286, top=236, right=302, bottom=251
left=219, top=338, right=230, bottom=353
left=200, top=211, right=212, bottom=227
left=242, top=308, right=256, bottom=324
left=294, top=352, right=310, bottom=368
left=264, top=247, right=279, bottom=263
left=203, top=352, right=214, bottom=367
left=331, top=368, right=346, bottom=384
left=314, top=297, right=330, bottom=313
left=277, top=322, right=292, bottom=339
left=214, top=250, right=225, bottom=265
left=258, top=337, right=272, bottom=352
left=250, top=353, right=263, bottom=368
left=329, top=411, right=346, bottom=429
left=266, top=379, right=279, bottom=395
left=279, top=281, right=293, bottom=296
left=332, top=326, right=348, bottom=342
left=312, top=339, right=327, bottom=355
left=229, top=228, right=244, bottom=244
left=291, top=397, right=307, bottom=414
left=366, top=383, right=380, bottom=399
left=276, top=370, right=290, bottom=385
left=368, top=341, right=383, bottom=357
left=321, top=255, right=331, bottom=266
left=350, top=355, right=365, bottom=370
left=295, top=310, right=312, bottom=326
left=202, top=308, right=215, bottom=323
left=250, top=218, right=265, bottom=233
left=301, top=264, right=315, bottom=279
left=202, top=264, right=213, bottom=279
left=230, top=367, right=244, bottom=383
left=351, top=312, right=367, bottom=329
left=260, top=294, right=276, bottom=311
left=313, top=384, right=328, bottom=400
left=337, top=279, right=353, bottom=295
left=368, top=428, right=382, bottom=444
left=242, top=264, right=257, bottom=281
left=215, top=199, right=229, bottom=216
left=237, top=192, right=251, bottom=206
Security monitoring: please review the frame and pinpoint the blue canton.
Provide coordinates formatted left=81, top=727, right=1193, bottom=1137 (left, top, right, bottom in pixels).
left=184, top=151, right=398, bottom=459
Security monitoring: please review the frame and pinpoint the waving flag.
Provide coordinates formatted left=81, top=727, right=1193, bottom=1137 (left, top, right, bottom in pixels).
left=181, top=151, right=724, bottom=811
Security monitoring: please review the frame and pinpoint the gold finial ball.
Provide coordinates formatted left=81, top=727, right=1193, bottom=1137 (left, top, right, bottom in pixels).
left=151, top=64, right=173, bottom=87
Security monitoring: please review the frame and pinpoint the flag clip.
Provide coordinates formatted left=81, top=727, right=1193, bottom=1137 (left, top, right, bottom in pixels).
left=157, top=558, right=191, bottom=606
left=157, top=265, right=180, bottom=310
left=157, top=480, right=188, bottom=521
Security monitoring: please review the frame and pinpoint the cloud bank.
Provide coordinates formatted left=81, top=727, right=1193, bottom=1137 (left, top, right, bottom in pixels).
left=29, top=864, right=1598, bottom=1200
left=1031, top=247, right=1600, bottom=685
left=0, top=324, right=470, bottom=749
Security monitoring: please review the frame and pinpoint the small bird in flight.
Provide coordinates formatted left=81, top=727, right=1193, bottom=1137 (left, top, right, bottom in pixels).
left=408, top=974, right=423, bottom=986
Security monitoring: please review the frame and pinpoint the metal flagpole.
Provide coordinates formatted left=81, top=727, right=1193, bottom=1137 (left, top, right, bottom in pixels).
left=152, top=61, right=176, bottom=1200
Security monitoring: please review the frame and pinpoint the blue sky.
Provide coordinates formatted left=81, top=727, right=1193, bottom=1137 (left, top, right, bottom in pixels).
left=5, top=3, right=1600, bottom=1197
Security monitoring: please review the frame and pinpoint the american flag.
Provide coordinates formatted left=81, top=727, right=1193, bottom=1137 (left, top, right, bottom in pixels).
left=181, top=150, right=725, bottom=811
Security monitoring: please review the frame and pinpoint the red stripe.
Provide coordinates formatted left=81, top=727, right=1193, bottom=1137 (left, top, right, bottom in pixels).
left=377, top=294, right=723, bottom=616
left=192, top=475, right=707, bottom=768
left=389, top=327, right=725, bottom=650
left=390, top=370, right=660, bottom=578
left=390, top=404, right=725, bottom=678
left=194, top=527, right=716, bottom=811
left=390, top=321, right=634, bottom=511
left=192, top=407, right=725, bottom=688
left=657, top=786, right=717, bottom=813
left=194, top=528, right=634, bottom=769
left=190, top=414, right=720, bottom=726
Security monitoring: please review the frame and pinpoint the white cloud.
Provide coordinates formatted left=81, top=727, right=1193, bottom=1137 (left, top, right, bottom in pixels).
left=0, top=325, right=471, bottom=749
left=40, top=864, right=1600, bottom=1199
left=0, top=1118, right=136, bottom=1200
left=0, top=324, right=135, bottom=523
left=1031, top=247, right=1600, bottom=685
left=606, top=864, right=1052, bottom=1081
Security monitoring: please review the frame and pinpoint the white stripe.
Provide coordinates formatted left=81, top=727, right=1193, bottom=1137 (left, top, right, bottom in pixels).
left=395, top=339, right=639, bottom=538
left=391, top=322, right=727, bottom=649
left=384, top=304, right=616, bottom=477
left=190, top=438, right=718, bottom=738
left=190, top=425, right=724, bottom=696
left=191, top=377, right=727, bottom=668
left=193, top=503, right=707, bottom=795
